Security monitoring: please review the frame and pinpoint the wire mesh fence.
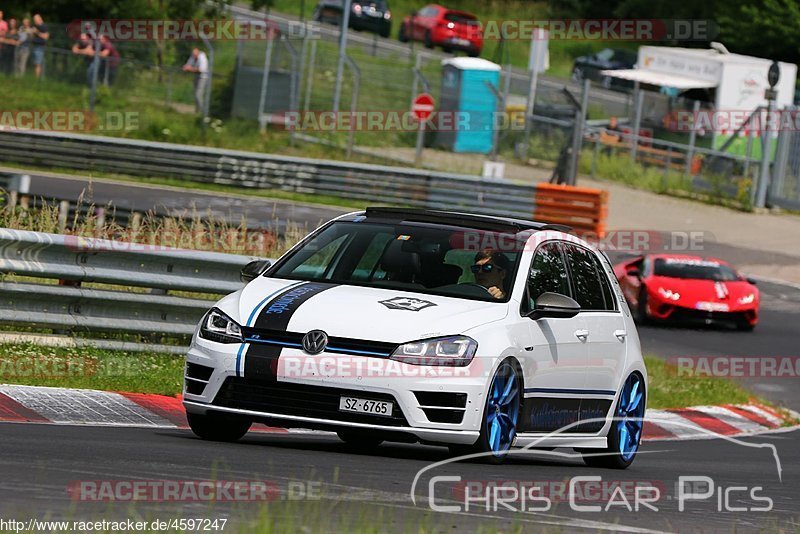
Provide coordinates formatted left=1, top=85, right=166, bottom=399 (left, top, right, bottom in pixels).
left=2, top=20, right=799, bottom=211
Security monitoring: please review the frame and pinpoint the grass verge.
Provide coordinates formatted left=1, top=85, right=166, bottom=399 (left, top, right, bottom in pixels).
left=0, top=343, right=183, bottom=396
left=644, top=356, right=752, bottom=409
left=0, top=345, right=767, bottom=412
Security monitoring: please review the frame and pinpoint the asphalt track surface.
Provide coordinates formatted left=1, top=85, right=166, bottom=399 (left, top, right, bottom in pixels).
left=16, top=171, right=348, bottom=234
left=0, top=422, right=797, bottom=532
left=3, top=175, right=800, bottom=531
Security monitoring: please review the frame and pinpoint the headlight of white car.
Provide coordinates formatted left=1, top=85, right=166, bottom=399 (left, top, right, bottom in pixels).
left=390, top=336, right=478, bottom=366
left=199, top=308, right=243, bottom=344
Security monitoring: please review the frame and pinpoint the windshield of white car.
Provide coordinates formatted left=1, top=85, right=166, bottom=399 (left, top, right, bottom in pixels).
left=269, top=221, right=525, bottom=302
left=653, top=258, right=740, bottom=281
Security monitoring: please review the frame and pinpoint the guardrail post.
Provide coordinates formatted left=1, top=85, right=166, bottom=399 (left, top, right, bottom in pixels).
left=743, top=131, right=754, bottom=180
left=257, top=31, right=276, bottom=132
left=7, top=174, right=30, bottom=210
left=770, top=111, right=791, bottom=204
left=344, top=55, right=360, bottom=159
left=567, top=78, right=590, bottom=186
left=755, top=98, right=776, bottom=208
left=411, top=52, right=422, bottom=109
left=304, top=39, right=317, bottom=113
left=281, top=35, right=300, bottom=147
left=58, top=200, right=70, bottom=232
left=332, top=0, right=353, bottom=114
left=684, top=100, right=700, bottom=176
left=129, top=212, right=142, bottom=244
left=630, top=89, right=644, bottom=164
left=95, top=207, right=106, bottom=235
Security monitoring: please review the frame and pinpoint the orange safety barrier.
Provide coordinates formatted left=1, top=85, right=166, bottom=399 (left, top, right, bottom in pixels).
left=534, top=183, right=608, bottom=238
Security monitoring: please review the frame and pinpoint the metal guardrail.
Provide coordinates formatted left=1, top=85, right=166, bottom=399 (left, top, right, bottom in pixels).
left=0, top=229, right=257, bottom=293
left=0, top=228, right=262, bottom=350
left=0, top=130, right=538, bottom=219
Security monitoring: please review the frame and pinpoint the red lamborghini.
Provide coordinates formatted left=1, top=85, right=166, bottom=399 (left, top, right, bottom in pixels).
left=614, top=254, right=760, bottom=331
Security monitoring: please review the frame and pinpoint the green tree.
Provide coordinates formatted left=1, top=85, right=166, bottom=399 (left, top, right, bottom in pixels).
left=718, top=0, right=800, bottom=63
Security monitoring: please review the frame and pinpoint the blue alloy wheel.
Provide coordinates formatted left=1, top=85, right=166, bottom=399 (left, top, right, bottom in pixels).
left=617, top=373, right=645, bottom=462
left=448, top=359, right=522, bottom=463
left=581, top=372, right=646, bottom=469
left=486, top=361, right=521, bottom=456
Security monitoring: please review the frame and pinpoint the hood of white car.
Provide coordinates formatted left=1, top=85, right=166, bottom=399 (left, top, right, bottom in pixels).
left=230, top=277, right=508, bottom=344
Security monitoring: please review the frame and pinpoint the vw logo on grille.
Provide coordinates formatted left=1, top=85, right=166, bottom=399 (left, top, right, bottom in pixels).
left=302, top=330, right=328, bottom=355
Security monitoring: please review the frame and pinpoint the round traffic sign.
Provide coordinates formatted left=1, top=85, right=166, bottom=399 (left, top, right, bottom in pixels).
left=412, top=93, right=435, bottom=121
left=768, top=61, right=780, bottom=88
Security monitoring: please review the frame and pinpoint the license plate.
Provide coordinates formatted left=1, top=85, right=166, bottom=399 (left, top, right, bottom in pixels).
left=339, top=396, right=393, bottom=417
left=696, top=302, right=730, bottom=312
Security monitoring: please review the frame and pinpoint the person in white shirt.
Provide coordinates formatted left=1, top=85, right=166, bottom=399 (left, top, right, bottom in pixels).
left=183, top=47, right=209, bottom=114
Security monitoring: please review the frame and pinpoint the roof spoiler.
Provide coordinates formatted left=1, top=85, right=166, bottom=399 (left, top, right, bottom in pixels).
left=538, top=223, right=574, bottom=234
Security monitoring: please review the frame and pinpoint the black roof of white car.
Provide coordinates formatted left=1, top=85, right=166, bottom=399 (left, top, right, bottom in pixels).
left=352, top=207, right=572, bottom=234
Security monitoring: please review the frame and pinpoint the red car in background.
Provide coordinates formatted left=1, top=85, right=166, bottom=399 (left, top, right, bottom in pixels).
left=398, top=4, right=482, bottom=56
left=614, top=254, right=760, bottom=331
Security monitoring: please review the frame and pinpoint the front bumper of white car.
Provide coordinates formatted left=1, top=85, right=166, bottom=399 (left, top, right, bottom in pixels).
left=182, top=336, right=499, bottom=445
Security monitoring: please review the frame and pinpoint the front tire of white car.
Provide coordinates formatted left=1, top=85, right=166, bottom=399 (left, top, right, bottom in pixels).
left=187, top=412, right=251, bottom=442
left=449, top=358, right=522, bottom=464
left=580, top=373, right=645, bottom=469
left=337, top=430, right=384, bottom=451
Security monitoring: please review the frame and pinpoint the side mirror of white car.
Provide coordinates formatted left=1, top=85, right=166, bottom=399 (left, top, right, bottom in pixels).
left=240, top=259, right=272, bottom=283
left=526, top=292, right=581, bottom=320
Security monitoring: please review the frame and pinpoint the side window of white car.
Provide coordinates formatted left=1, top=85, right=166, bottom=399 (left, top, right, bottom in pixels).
left=523, top=242, right=570, bottom=314
left=563, top=243, right=615, bottom=311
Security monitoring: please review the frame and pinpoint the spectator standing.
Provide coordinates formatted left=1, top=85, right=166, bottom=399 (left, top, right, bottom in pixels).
left=0, top=17, right=16, bottom=75
left=31, top=13, right=48, bottom=79
left=71, top=33, right=96, bottom=87
left=0, top=11, right=8, bottom=36
left=99, top=35, right=120, bottom=85
left=183, top=47, right=209, bottom=114
left=14, top=18, right=31, bottom=76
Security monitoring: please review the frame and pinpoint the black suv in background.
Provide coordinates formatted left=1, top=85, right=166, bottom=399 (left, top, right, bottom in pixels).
left=571, top=48, right=637, bottom=90
left=313, top=0, right=392, bottom=38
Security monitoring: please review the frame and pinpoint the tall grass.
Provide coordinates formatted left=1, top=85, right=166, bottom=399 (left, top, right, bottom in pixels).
left=0, top=192, right=307, bottom=257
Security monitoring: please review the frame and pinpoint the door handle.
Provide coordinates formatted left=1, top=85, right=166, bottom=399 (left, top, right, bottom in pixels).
left=574, top=329, right=589, bottom=340
left=614, top=330, right=627, bottom=341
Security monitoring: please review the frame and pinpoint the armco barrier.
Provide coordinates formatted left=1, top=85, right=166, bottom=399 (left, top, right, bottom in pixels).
left=0, top=228, right=257, bottom=294
left=0, top=130, right=612, bottom=233
left=0, top=229, right=262, bottom=350
left=0, top=130, right=537, bottom=219
left=533, top=184, right=608, bottom=238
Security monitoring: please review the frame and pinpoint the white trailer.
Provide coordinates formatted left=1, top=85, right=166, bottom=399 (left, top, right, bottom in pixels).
left=603, top=45, right=797, bottom=154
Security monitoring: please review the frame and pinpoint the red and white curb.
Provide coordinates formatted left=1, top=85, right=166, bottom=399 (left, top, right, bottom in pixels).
left=0, top=385, right=310, bottom=434
left=0, top=384, right=797, bottom=441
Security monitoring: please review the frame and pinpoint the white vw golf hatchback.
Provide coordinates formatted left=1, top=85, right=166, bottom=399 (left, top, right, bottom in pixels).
left=184, top=208, right=647, bottom=467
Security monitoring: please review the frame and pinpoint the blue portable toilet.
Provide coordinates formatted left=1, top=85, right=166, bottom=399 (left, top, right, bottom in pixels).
left=436, top=57, right=501, bottom=154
